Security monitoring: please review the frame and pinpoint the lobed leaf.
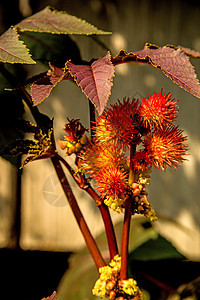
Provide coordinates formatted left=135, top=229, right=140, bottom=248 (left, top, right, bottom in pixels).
left=178, top=45, right=200, bottom=59
left=0, top=27, right=35, bottom=64
left=67, top=52, right=115, bottom=114
left=17, top=6, right=111, bottom=35
left=112, top=45, right=200, bottom=99
left=31, top=64, right=72, bottom=106
left=20, top=127, right=55, bottom=168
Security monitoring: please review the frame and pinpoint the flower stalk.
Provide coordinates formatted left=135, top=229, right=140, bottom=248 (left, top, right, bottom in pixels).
left=51, top=156, right=106, bottom=269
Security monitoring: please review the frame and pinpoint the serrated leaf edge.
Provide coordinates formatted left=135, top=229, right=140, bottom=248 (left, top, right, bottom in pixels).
left=0, top=26, right=36, bottom=64
left=31, top=62, right=69, bottom=106
left=17, top=6, right=112, bottom=36
left=67, top=52, right=115, bottom=114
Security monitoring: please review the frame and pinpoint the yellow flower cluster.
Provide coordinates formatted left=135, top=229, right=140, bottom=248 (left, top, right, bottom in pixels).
left=119, top=278, right=138, bottom=296
left=92, top=255, right=142, bottom=299
left=104, top=196, right=126, bottom=213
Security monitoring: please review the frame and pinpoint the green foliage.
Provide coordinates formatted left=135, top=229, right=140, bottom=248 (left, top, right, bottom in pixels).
left=19, top=32, right=82, bottom=67
left=0, top=27, right=35, bottom=64
left=129, top=234, right=185, bottom=261
left=16, top=6, right=111, bottom=35
left=0, top=119, right=55, bottom=168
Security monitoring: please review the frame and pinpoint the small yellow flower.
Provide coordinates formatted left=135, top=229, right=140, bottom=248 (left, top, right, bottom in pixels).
left=104, top=196, right=125, bottom=213
left=119, top=278, right=139, bottom=296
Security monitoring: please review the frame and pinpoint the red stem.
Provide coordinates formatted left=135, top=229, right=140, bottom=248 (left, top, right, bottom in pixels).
left=1, top=67, right=106, bottom=269
left=57, top=154, right=119, bottom=260
left=99, top=202, right=119, bottom=260
left=51, top=156, right=105, bottom=269
left=86, top=186, right=119, bottom=259
left=120, top=143, right=136, bottom=279
left=120, top=198, right=132, bottom=280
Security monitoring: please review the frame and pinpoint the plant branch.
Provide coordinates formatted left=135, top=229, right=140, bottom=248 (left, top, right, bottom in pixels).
left=89, top=100, right=96, bottom=138
left=120, top=143, right=136, bottom=279
left=56, top=153, right=119, bottom=259
left=51, top=156, right=105, bottom=269
left=86, top=186, right=119, bottom=259
left=1, top=67, right=105, bottom=269
left=120, top=197, right=132, bottom=280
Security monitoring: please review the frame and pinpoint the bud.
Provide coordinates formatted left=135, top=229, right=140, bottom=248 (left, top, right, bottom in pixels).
left=106, top=280, right=116, bottom=291
left=74, top=142, right=82, bottom=152
left=131, top=183, right=139, bottom=189
left=132, top=188, right=141, bottom=197
left=80, top=134, right=88, bottom=145
left=67, top=145, right=75, bottom=155
left=58, top=139, right=68, bottom=150
left=109, top=291, right=116, bottom=299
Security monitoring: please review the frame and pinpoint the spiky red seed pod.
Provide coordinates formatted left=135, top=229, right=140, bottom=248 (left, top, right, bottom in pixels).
left=144, top=126, right=188, bottom=170
left=80, top=141, right=125, bottom=174
left=131, top=150, right=152, bottom=171
left=95, top=97, right=140, bottom=150
left=95, top=166, right=128, bottom=199
left=138, top=90, right=179, bottom=130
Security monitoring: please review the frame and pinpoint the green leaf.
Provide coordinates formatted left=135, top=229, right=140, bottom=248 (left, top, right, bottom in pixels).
left=20, top=126, right=56, bottom=168
left=19, top=31, right=82, bottom=67
left=17, top=6, right=111, bottom=35
left=129, top=234, right=185, bottom=261
left=0, top=27, right=36, bottom=64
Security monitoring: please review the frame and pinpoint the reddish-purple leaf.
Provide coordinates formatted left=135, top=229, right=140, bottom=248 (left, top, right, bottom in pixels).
left=112, top=45, right=200, bottom=99
left=31, top=64, right=72, bottom=105
left=178, top=46, right=200, bottom=59
left=41, top=291, right=57, bottom=300
left=67, top=52, right=115, bottom=114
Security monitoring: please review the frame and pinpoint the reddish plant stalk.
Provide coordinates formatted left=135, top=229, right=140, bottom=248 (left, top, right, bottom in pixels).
left=15, top=84, right=105, bottom=270
left=51, top=156, right=105, bottom=269
left=87, top=185, right=119, bottom=259
left=120, top=197, right=132, bottom=280
left=57, top=154, right=119, bottom=260
left=120, top=142, right=136, bottom=279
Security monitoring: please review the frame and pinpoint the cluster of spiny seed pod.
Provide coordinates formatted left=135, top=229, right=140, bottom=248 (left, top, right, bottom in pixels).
left=59, top=91, right=188, bottom=219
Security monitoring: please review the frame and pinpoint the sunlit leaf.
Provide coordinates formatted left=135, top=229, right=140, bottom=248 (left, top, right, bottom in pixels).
left=67, top=52, right=115, bottom=114
left=0, top=27, right=35, bottom=64
left=17, top=6, right=111, bottom=35
left=31, top=64, right=72, bottom=106
left=112, top=45, right=200, bottom=99
left=178, top=45, right=200, bottom=59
